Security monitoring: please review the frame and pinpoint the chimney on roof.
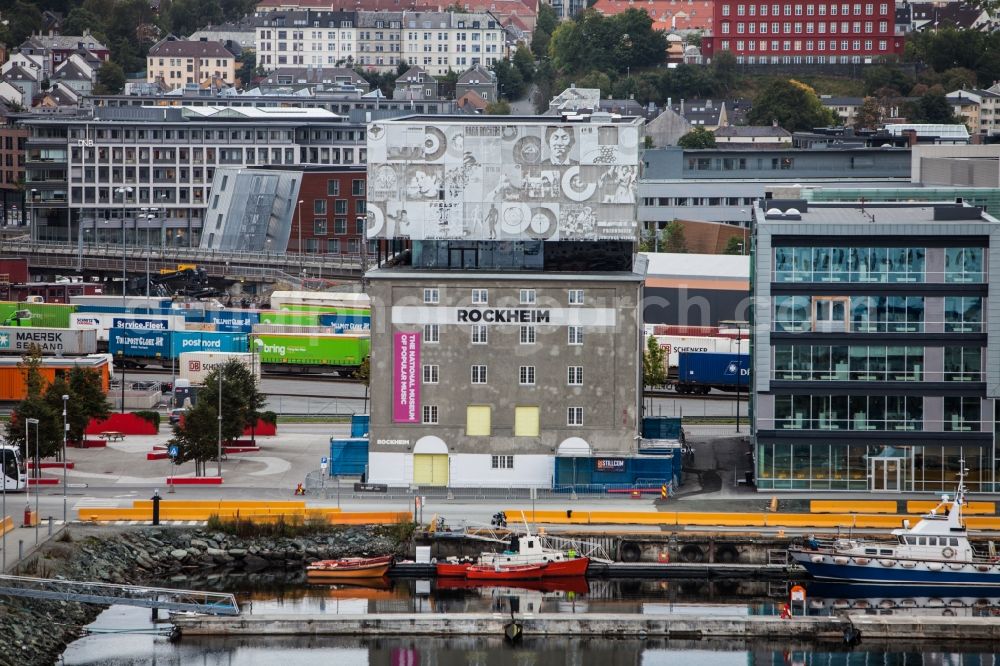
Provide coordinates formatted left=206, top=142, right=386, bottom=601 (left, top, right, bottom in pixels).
left=680, top=98, right=684, bottom=115
left=706, top=98, right=712, bottom=109
left=772, top=118, right=778, bottom=127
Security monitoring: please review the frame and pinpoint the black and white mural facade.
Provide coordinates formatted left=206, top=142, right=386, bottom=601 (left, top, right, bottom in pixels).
left=366, top=120, right=642, bottom=242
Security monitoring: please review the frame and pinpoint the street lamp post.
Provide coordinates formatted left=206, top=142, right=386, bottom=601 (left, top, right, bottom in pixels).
left=217, top=367, right=223, bottom=478
left=24, top=417, right=39, bottom=543
left=251, top=338, right=263, bottom=445
left=116, top=186, right=133, bottom=308
left=29, top=189, right=37, bottom=241
left=62, top=395, right=68, bottom=524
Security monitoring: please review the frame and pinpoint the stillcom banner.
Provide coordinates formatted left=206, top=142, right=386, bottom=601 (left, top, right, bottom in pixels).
left=392, top=332, right=420, bottom=423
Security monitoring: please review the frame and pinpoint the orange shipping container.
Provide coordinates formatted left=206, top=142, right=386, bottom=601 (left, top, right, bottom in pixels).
left=0, top=357, right=110, bottom=401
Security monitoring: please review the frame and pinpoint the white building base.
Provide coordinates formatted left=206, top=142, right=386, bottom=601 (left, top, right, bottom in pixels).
left=368, top=451, right=554, bottom=488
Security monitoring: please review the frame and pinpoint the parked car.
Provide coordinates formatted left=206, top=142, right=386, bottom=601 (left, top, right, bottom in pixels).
left=168, top=408, right=188, bottom=425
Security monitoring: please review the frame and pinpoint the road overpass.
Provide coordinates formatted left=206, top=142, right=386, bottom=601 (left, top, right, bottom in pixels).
left=5, top=240, right=364, bottom=286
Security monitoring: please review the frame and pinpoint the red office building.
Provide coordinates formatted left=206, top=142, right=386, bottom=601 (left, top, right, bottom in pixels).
left=290, top=166, right=369, bottom=256
left=702, top=0, right=904, bottom=64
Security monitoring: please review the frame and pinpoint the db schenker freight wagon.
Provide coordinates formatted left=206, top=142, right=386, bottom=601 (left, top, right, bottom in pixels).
left=255, top=333, right=370, bottom=376
left=673, top=352, right=750, bottom=394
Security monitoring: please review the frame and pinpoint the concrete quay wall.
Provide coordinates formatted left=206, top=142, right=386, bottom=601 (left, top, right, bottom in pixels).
left=175, top=612, right=1000, bottom=641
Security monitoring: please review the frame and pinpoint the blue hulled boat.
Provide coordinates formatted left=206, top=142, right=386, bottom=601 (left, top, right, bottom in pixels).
left=789, top=473, right=1000, bottom=586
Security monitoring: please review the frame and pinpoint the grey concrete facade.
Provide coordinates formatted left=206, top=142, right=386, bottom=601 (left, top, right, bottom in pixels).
left=366, top=270, right=644, bottom=487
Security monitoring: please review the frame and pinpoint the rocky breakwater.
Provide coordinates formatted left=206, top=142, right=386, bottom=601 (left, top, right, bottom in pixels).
left=1, top=524, right=409, bottom=666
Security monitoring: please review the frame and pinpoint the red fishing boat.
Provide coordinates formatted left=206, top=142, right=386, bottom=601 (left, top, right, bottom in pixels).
left=306, top=555, right=393, bottom=580
left=436, top=560, right=474, bottom=577
left=478, top=532, right=590, bottom=578
left=465, top=564, right=545, bottom=581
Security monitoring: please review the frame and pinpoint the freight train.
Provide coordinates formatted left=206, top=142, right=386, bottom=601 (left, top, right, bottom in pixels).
left=0, top=293, right=371, bottom=377
left=671, top=352, right=750, bottom=394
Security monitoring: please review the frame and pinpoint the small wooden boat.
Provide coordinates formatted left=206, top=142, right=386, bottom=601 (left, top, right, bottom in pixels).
left=306, top=555, right=393, bottom=579
left=436, top=560, right=474, bottom=577
left=466, top=564, right=545, bottom=581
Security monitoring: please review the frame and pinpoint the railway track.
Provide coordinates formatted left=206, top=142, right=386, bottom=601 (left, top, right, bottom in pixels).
left=123, top=367, right=363, bottom=383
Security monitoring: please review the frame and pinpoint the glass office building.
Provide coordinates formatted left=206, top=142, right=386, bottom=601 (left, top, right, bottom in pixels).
left=752, top=201, right=1000, bottom=492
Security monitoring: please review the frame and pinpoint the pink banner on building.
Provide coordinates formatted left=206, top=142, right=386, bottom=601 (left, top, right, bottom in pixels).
left=392, top=331, right=421, bottom=423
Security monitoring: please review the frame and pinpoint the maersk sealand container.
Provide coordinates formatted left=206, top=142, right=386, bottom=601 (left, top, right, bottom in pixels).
left=170, top=331, right=249, bottom=356
left=677, top=352, right=750, bottom=392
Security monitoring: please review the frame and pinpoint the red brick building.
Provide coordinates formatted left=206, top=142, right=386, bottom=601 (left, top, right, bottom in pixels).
left=0, top=110, right=26, bottom=227
left=702, top=0, right=904, bottom=64
left=290, top=166, right=368, bottom=256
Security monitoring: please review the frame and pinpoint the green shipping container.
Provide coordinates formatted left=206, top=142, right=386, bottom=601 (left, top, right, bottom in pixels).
left=0, top=301, right=75, bottom=328
left=277, top=304, right=370, bottom=316
left=258, top=311, right=321, bottom=327
left=256, top=333, right=370, bottom=367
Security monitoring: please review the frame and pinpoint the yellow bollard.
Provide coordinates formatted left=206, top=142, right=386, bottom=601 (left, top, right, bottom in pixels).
left=769, top=496, right=779, bottom=512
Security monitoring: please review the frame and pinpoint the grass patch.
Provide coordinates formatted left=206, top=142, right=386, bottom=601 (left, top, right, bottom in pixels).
left=389, top=518, right=417, bottom=545
left=205, top=513, right=332, bottom=538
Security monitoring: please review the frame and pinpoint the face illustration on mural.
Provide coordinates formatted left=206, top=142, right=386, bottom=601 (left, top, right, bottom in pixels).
left=407, top=170, right=440, bottom=199
left=546, top=127, right=575, bottom=165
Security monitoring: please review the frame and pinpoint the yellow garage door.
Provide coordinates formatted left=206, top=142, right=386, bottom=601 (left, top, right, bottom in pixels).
left=413, top=454, right=449, bottom=486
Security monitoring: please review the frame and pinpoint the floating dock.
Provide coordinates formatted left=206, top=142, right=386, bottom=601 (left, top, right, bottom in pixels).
left=389, top=561, right=799, bottom=580
left=173, top=612, right=1000, bottom=642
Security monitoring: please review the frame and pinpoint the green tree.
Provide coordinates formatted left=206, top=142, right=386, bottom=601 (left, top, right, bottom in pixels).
left=853, top=96, right=885, bottom=129
left=722, top=236, right=746, bottom=255
left=911, top=92, right=959, bottom=124
left=512, top=45, right=535, bottom=83
left=167, top=358, right=265, bottom=476
left=531, top=3, right=558, bottom=57
left=492, top=58, right=526, bottom=99
left=709, top=50, right=738, bottom=93
left=8, top=1, right=43, bottom=46
left=95, top=61, right=126, bottom=95
left=437, top=68, right=459, bottom=99
left=486, top=99, right=512, bottom=114
left=748, top=79, right=838, bottom=132
left=5, top=347, right=61, bottom=463
left=677, top=126, right=716, bottom=148
left=354, top=356, right=370, bottom=413
left=643, top=335, right=668, bottom=388
left=663, top=221, right=688, bottom=253
left=236, top=51, right=257, bottom=87
left=66, top=366, right=111, bottom=444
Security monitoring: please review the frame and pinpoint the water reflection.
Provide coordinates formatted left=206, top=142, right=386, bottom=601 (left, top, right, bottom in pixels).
left=62, top=609, right=1000, bottom=666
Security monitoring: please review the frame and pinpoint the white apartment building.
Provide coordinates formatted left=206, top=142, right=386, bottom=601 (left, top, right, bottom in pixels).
left=22, top=106, right=367, bottom=245
left=356, top=11, right=403, bottom=72
left=256, top=10, right=357, bottom=70
left=254, top=9, right=507, bottom=75
left=400, top=11, right=506, bottom=76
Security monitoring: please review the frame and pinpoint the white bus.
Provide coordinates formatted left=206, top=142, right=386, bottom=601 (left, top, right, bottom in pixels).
left=0, top=444, right=26, bottom=492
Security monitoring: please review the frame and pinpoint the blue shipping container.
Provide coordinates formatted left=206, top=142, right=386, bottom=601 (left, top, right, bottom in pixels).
left=207, top=310, right=260, bottom=333
left=350, top=414, right=370, bottom=438
left=109, top=328, right=171, bottom=358
left=318, top=313, right=371, bottom=331
left=677, top=352, right=749, bottom=388
left=76, top=305, right=178, bottom=316
left=554, top=455, right=675, bottom=489
left=170, top=331, right=249, bottom=356
left=329, top=438, right=369, bottom=476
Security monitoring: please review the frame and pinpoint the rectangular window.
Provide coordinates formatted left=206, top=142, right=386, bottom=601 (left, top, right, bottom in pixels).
left=520, top=326, right=536, bottom=344
left=520, top=288, right=536, bottom=304
left=471, top=324, right=488, bottom=344
left=423, top=288, right=439, bottom=304
left=568, top=326, right=583, bottom=345
left=945, top=248, right=984, bottom=282
left=423, top=364, right=439, bottom=384
left=471, top=288, right=488, bottom=304
left=945, top=296, right=983, bottom=333
left=422, top=405, right=438, bottom=424
left=567, top=407, right=583, bottom=426
left=568, top=289, right=584, bottom=305
left=491, top=455, right=514, bottom=469
left=327, top=179, right=340, bottom=196
left=471, top=365, right=487, bottom=384
left=944, top=396, right=981, bottom=431
left=568, top=366, right=583, bottom=385
left=313, top=218, right=327, bottom=235
left=424, top=324, right=439, bottom=343
left=466, top=405, right=491, bottom=436
left=314, top=199, right=326, bottom=215
left=352, top=179, right=365, bottom=196
left=514, top=406, right=540, bottom=436
left=519, top=366, right=535, bottom=385
left=944, top=347, right=981, bottom=382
